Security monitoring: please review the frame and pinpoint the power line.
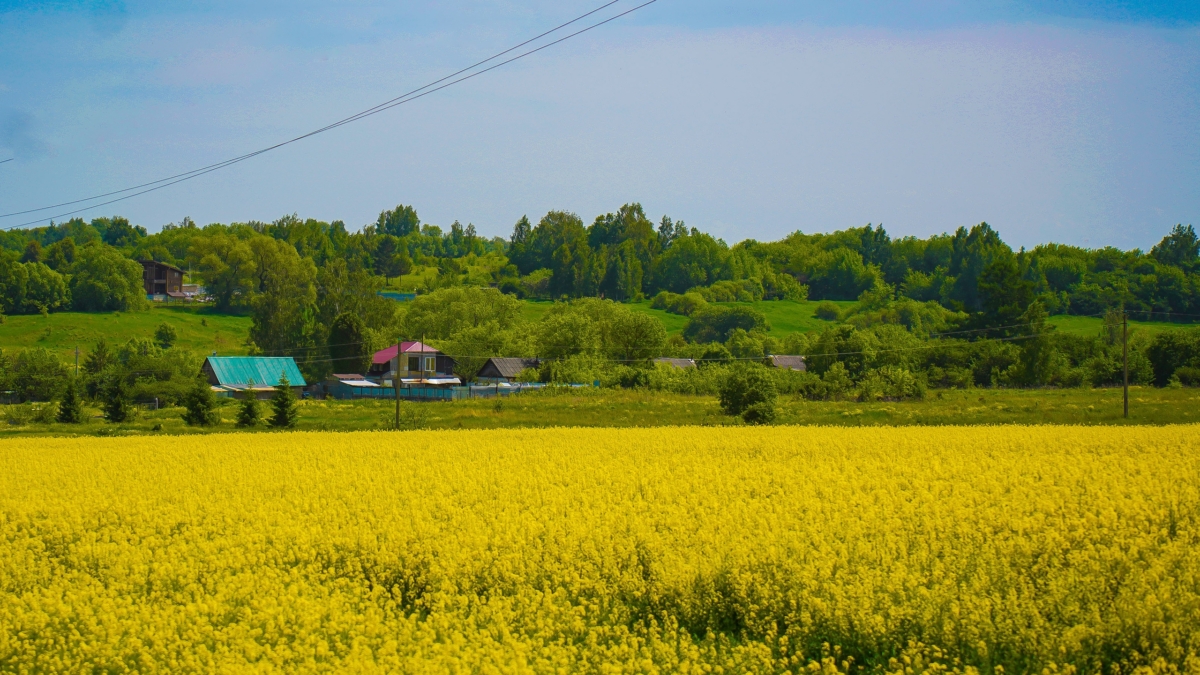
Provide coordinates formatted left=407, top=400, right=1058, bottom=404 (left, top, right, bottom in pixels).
left=0, top=158, right=13, bottom=165
left=0, top=0, right=658, bottom=229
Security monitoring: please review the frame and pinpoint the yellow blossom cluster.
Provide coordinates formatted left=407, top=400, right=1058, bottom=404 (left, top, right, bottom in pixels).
left=1, top=425, right=1199, bottom=674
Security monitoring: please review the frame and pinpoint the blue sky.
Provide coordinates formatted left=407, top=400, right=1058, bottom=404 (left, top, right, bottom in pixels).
left=0, top=0, right=1196, bottom=249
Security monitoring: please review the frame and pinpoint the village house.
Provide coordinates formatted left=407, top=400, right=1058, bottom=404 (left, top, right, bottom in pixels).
left=476, top=357, right=540, bottom=384
left=368, top=342, right=458, bottom=386
left=201, top=356, right=307, bottom=399
left=139, top=260, right=185, bottom=300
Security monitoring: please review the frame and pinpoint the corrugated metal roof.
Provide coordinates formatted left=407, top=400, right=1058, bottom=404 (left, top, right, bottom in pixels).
left=204, top=356, right=307, bottom=387
left=654, top=358, right=697, bottom=369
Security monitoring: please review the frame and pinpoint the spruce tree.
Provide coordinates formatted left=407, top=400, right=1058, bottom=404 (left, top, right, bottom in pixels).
left=236, top=383, right=261, bottom=428
left=182, top=376, right=221, bottom=427
left=102, top=373, right=131, bottom=423
left=270, top=374, right=299, bottom=428
left=57, top=376, right=84, bottom=424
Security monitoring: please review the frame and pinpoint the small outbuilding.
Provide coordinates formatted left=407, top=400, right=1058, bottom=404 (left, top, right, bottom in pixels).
left=202, top=356, right=307, bottom=399
left=769, top=355, right=806, bottom=372
left=476, top=357, right=541, bottom=383
left=654, top=357, right=697, bottom=369
left=323, top=373, right=391, bottom=400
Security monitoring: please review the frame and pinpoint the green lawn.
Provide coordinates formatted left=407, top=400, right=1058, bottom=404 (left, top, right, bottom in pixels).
left=0, top=306, right=252, bottom=361
left=2, top=385, right=1194, bottom=439
left=1047, top=314, right=1188, bottom=337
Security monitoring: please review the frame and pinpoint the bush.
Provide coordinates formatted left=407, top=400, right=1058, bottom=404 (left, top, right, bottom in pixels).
left=683, top=305, right=770, bottom=344
left=857, top=366, right=926, bottom=401
left=814, top=301, right=841, bottom=321
left=650, top=291, right=708, bottom=317
left=154, top=322, right=178, bottom=349
left=1176, top=366, right=1200, bottom=387
left=740, top=400, right=777, bottom=425
left=717, top=364, right=777, bottom=423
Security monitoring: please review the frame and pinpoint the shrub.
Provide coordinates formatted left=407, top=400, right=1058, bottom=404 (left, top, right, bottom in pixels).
left=683, top=306, right=770, bottom=344
left=1176, top=366, right=1200, bottom=387
left=717, top=364, right=777, bottom=423
left=154, top=323, right=178, bottom=350
left=857, top=366, right=926, bottom=402
left=740, top=401, right=777, bottom=425
left=814, top=301, right=841, bottom=321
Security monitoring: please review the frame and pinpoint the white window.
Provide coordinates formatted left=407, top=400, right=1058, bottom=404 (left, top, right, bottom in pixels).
left=424, top=357, right=436, bottom=372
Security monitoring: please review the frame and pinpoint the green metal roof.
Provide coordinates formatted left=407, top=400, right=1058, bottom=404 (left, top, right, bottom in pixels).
left=204, top=356, right=306, bottom=387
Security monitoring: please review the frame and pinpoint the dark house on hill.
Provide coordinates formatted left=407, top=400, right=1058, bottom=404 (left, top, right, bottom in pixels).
left=769, top=355, right=806, bottom=372
left=140, top=260, right=184, bottom=297
left=476, top=357, right=540, bottom=383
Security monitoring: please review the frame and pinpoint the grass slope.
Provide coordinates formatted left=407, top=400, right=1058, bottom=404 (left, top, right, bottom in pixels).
left=0, top=306, right=252, bottom=361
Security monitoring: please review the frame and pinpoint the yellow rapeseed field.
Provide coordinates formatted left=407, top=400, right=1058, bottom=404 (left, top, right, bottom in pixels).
left=1, top=426, right=1199, bottom=674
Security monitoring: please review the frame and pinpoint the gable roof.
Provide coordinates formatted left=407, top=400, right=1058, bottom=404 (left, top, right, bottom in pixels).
left=372, top=342, right=440, bottom=365
left=203, top=356, right=306, bottom=387
left=770, top=355, right=806, bottom=371
left=479, top=357, right=540, bottom=378
left=654, top=357, right=696, bottom=369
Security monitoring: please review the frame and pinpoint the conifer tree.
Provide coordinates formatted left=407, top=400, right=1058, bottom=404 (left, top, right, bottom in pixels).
left=182, top=376, right=221, bottom=427
left=102, top=373, right=131, bottom=423
left=270, top=374, right=299, bottom=428
left=237, top=380, right=261, bottom=428
left=57, top=376, right=84, bottom=424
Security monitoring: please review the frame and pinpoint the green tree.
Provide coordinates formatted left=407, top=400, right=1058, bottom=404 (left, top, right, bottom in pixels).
left=154, top=322, right=178, bottom=349
left=328, top=312, right=370, bottom=374
left=57, top=376, right=84, bottom=424
left=376, top=204, right=421, bottom=237
left=236, top=388, right=261, bottom=428
left=102, top=372, right=132, bottom=423
left=21, top=240, right=42, bottom=263
left=682, top=305, right=769, bottom=344
left=248, top=239, right=318, bottom=374
left=1151, top=224, right=1199, bottom=271
left=187, top=234, right=256, bottom=312
left=181, top=376, right=221, bottom=427
left=69, top=243, right=148, bottom=312
left=717, top=363, right=777, bottom=424
left=270, top=375, right=299, bottom=428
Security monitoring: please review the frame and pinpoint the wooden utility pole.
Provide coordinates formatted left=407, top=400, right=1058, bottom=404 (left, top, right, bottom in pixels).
left=1123, top=309, right=1129, bottom=419
left=394, top=340, right=401, bottom=430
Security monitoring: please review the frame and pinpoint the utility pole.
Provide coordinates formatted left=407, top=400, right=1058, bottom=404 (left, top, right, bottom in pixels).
left=1122, top=309, right=1129, bottom=419
left=74, top=346, right=79, bottom=378
left=394, top=340, right=401, bottom=430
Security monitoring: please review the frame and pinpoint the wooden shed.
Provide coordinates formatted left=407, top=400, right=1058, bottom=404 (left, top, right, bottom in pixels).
left=476, top=357, right=541, bottom=383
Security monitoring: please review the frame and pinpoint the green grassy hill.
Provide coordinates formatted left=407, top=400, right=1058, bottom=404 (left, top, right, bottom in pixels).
left=0, top=306, right=252, bottom=361
left=4, top=298, right=1191, bottom=365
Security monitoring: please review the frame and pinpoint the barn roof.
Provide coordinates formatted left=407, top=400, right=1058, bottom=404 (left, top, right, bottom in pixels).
left=203, top=356, right=306, bottom=387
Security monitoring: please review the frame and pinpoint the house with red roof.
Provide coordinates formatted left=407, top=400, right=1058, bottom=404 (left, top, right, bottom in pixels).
left=368, top=342, right=458, bottom=386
